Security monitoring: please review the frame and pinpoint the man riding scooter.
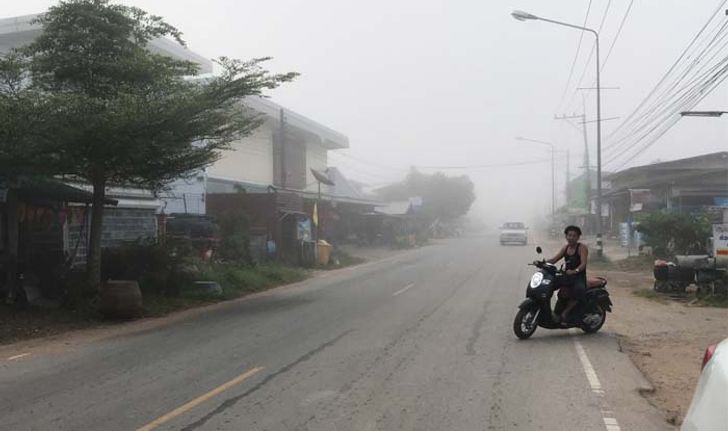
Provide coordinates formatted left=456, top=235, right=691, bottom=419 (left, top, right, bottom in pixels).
left=541, top=225, right=588, bottom=325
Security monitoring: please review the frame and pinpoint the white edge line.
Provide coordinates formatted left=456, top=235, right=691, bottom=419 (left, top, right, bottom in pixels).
left=7, top=353, right=30, bottom=361
left=572, top=335, right=622, bottom=431
left=392, top=283, right=415, bottom=296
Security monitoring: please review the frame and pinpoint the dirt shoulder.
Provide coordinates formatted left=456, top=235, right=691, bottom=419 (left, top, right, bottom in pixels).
left=602, top=269, right=728, bottom=426
left=0, top=243, right=417, bottom=353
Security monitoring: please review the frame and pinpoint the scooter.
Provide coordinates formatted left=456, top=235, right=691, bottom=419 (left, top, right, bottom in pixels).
left=513, top=246, right=613, bottom=339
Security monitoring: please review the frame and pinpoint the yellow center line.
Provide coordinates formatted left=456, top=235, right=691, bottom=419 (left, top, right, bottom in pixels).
left=136, top=366, right=264, bottom=431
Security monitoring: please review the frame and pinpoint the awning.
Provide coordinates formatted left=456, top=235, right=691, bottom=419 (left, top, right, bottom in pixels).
left=5, top=177, right=118, bottom=205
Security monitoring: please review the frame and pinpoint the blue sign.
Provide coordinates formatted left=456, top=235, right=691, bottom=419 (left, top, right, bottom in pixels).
left=714, top=197, right=728, bottom=207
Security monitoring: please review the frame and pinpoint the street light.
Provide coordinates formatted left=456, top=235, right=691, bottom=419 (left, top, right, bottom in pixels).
left=512, top=10, right=604, bottom=256
left=516, top=137, right=555, bottom=220
left=680, top=111, right=728, bottom=117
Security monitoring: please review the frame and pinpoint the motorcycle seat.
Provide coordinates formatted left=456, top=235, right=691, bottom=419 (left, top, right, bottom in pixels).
left=587, top=277, right=607, bottom=289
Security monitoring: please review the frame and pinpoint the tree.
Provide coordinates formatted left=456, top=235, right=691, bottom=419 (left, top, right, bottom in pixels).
left=375, top=169, right=476, bottom=220
left=0, top=0, right=296, bottom=289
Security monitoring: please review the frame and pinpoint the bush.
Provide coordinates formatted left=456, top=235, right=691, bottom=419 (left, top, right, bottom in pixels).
left=635, top=211, right=711, bottom=258
left=197, top=263, right=306, bottom=298
left=101, top=240, right=196, bottom=296
left=216, top=213, right=252, bottom=264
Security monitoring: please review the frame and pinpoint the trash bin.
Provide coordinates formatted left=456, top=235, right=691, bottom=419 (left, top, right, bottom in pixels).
left=317, top=240, right=332, bottom=265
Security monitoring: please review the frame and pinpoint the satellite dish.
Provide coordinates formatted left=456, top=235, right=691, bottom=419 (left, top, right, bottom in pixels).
left=311, top=169, right=335, bottom=186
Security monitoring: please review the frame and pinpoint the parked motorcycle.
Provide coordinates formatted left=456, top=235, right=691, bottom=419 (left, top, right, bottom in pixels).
left=513, top=246, right=613, bottom=339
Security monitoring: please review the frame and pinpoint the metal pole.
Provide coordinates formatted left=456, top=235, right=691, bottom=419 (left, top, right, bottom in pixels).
left=279, top=108, right=286, bottom=188
left=566, top=148, right=570, bottom=207
left=595, top=32, right=603, bottom=257
left=551, top=145, right=555, bottom=219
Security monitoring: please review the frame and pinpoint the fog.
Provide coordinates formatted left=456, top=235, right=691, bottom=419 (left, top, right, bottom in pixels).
left=5, top=0, right=728, bottom=226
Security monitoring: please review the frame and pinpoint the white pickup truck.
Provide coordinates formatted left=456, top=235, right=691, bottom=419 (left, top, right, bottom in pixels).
left=500, top=222, right=528, bottom=245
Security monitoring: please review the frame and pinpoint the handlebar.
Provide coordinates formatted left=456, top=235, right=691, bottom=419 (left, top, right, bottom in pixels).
left=528, top=260, right=562, bottom=274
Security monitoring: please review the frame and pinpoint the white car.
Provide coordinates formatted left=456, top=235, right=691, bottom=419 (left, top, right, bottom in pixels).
left=681, top=338, right=728, bottom=431
left=499, top=222, right=528, bottom=245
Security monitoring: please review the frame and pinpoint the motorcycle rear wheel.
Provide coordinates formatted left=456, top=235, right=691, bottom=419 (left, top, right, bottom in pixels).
left=513, top=308, right=538, bottom=339
left=580, top=306, right=606, bottom=334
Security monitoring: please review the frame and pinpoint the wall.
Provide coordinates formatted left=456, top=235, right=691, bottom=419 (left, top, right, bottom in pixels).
left=306, top=141, right=328, bottom=192
left=160, top=173, right=206, bottom=215
left=208, top=123, right=275, bottom=185
left=100, top=208, right=158, bottom=248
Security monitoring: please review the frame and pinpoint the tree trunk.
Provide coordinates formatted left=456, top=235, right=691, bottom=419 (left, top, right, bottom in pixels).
left=4, top=188, right=19, bottom=304
left=86, top=178, right=107, bottom=290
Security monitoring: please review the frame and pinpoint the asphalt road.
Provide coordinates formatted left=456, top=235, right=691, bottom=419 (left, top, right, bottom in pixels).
left=0, top=236, right=670, bottom=431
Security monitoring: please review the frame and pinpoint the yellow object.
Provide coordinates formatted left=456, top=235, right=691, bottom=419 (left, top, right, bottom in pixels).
left=317, top=240, right=332, bottom=265
left=312, top=202, right=318, bottom=226
left=136, top=367, right=263, bottom=431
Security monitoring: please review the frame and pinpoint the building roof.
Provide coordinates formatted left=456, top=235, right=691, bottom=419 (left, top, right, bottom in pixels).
left=0, top=13, right=213, bottom=73
left=375, top=201, right=412, bottom=215
left=6, top=177, right=118, bottom=205
left=243, top=97, right=349, bottom=150
left=609, top=151, right=728, bottom=179
left=208, top=167, right=381, bottom=207
left=321, top=167, right=374, bottom=202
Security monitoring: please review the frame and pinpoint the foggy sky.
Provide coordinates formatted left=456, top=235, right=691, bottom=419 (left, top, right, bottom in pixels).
left=4, top=1, right=728, bottom=225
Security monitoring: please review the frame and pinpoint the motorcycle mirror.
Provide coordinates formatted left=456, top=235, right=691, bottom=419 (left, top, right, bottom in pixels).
left=536, top=246, right=542, bottom=254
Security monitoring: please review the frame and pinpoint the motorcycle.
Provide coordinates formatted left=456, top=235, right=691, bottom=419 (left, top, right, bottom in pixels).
left=513, top=246, right=613, bottom=339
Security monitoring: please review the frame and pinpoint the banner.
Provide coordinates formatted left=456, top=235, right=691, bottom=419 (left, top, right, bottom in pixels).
left=713, top=224, right=728, bottom=264
left=629, top=189, right=651, bottom=212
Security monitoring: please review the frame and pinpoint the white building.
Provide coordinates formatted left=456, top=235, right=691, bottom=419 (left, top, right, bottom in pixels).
left=1, top=13, right=357, bottom=219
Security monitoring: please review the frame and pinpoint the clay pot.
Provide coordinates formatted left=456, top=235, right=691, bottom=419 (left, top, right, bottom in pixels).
left=98, top=280, right=143, bottom=319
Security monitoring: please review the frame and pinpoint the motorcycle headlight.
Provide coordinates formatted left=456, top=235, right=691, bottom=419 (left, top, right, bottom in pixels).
left=529, top=272, right=544, bottom=288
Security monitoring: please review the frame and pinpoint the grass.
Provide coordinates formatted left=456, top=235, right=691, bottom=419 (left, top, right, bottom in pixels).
left=591, top=255, right=654, bottom=273
left=142, top=263, right=308, bottom=316
left=695, top=294, right=728, bottom=308
left=632, top=288, right=669, bottom=304
left=316, top=249, right=366, bottom=271
left=1, top=263, right=309, bottom=343
left=0, top=302, right=106, bottom=345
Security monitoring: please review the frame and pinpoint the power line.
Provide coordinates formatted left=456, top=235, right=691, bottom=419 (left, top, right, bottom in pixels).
left=329, top=151, right=408, bottom=173
left=416, top=158, right=550, bottom=170
left=607, top=60, right=728, bottom=168
left=605, top=38, right=728, bottom=161
left=556, top=0, right=593, bottom=112
left=601, top=0, right=635, bottom=73
left=605, top=0, right=728, bottom=144
left=563, top=0, right=613, bottom=112
left=604, top=6, right=728, bottom=166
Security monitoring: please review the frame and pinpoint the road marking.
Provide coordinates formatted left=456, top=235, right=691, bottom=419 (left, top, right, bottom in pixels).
left=572, top=334, right=621, bottom=431
left=136, top=366, right=263, bottom=431
left=6, top=353, right=30, bottom=361
left=573, top=339, right=603, bottom=394
left=392, top=283, right=415, bottom=296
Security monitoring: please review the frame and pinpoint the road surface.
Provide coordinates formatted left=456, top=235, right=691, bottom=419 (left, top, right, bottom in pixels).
left=0, top=236, right=669, bottom=430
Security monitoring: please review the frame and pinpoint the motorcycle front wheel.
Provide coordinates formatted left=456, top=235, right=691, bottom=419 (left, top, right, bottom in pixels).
left=513, top=308, right=538, bottom=339
left=580, top=306, right=606, bottom=334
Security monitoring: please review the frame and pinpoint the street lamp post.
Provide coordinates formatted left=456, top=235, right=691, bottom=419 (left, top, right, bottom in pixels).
left=516, top=137, right=555, bottom=220
left=512, top=10, right=604, bottom=256
left=680, top=111, right=728, bottom=117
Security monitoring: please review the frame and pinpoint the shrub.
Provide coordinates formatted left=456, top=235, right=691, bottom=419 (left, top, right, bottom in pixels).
left=101, top=240, right=196, bottom=296
left=216, top=213, right=252, bottom=264
left=635, top=211, right=711, bottom=258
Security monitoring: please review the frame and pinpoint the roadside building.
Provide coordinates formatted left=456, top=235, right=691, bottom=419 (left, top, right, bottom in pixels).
left=601, top=152, right=728, bottom=233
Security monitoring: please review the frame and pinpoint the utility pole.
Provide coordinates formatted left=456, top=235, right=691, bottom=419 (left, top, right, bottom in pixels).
left=279, top=108, right=287, bottom=188
left=555, top=112, right=590, bottom=213
left=566, top=148, right=570, bottom=208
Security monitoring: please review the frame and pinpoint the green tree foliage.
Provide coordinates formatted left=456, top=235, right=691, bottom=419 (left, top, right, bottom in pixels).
left=0, top=0, right=296, bottom=288
left=635, top=211, right=711, bottom=257
left=376, top=169, right=476, bottom=220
